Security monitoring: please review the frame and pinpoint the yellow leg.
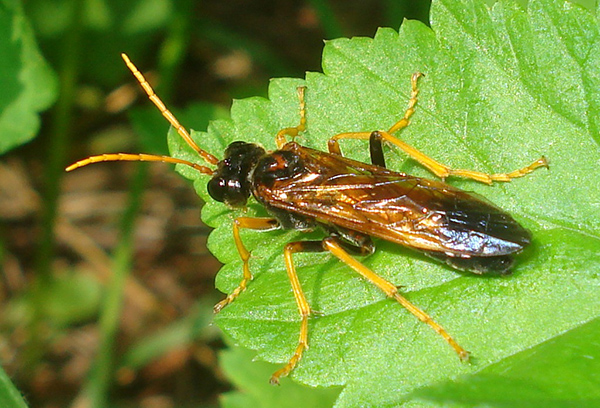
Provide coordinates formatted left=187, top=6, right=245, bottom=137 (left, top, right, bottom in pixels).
left=322, top=237, right=470, bottom=361
left=275, top=86, right=307, bottom=149
left=330, top=131, right=548, bottom=184
left=328, top=72, right=422, bottom=156
left=387, top=72, right=423, bottom=134
left=328, top=72, right=548, bottom=184
left=214, top=217, right=279, bottom=313
left=270, top=240, right=323, bottom=385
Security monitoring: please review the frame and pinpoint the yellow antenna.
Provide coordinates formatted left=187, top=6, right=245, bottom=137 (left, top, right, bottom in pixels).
left=65, top=153, right=213, bottom=174
left=120, top=53, right=218, bottom=165
left=66, top=53, right=219, bottom=174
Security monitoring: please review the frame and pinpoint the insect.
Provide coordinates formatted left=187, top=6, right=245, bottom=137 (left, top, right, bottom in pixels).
left=67, top=54, right=548, bottom=384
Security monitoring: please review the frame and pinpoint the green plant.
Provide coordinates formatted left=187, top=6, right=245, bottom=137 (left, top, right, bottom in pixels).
left=0, top=0, right=56, bottom=154
left=170, top=0, right=600, bottom=406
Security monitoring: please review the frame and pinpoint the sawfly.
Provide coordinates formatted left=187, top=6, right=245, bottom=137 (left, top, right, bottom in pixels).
left=67, top=54, right=548, bottom=384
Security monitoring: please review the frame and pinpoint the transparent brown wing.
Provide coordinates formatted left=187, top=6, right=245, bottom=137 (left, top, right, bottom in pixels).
left=254, top=144, right=530, bottom=257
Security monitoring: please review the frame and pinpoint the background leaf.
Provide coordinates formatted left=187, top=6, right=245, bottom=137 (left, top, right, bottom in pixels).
left=168, top=0, right=600, bottom=406
left=24, top=0, right=173, bottom=87
left=0, top=0, right=57, bottom=154
left=220, top=343, right=341, bottom=408
left=0, top=366, right=27, bottom=408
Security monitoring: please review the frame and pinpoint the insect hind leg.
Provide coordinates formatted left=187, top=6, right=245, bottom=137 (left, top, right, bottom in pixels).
left=328, top=71, right=548, bottom=184
left=270, top=240, right=325, bottom=385
left=322, top=236, right=470, bottom=361
left=383, top=72, right=548, bottom=182
left=375, top=129, right=549, bottom=184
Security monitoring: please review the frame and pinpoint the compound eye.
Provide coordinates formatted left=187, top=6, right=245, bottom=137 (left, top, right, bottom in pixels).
left=207, top=176, right=248, bottom=207
left=207, top=176, right=228, bottom=202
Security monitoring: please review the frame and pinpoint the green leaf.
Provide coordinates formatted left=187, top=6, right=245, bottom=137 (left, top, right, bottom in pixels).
left=0, top=366, right=28, bottom=408
left=0, top=0, right=57, bottom=154
left=169, top=0, right=600, bottom=406
left=411, top=316, right=600, bottom=406
left=220, top=344, right=341, bottom=408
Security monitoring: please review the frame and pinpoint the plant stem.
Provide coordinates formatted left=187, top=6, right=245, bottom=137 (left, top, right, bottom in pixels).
left=26, top=0, right=84, bottom=369
left=35, top=0, right=83, bottom=284
left=82, top=163, right=147, bottom=408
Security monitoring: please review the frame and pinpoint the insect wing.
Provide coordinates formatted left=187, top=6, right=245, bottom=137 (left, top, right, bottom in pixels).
left=260, top=145, right=531, bottom=257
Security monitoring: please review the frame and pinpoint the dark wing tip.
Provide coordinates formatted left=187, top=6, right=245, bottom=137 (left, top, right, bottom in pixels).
left=425, top=251, right=516, bottom=275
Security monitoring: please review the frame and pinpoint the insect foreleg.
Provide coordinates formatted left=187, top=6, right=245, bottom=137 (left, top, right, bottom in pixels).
left=321, top=236, right=470, bottom=361
left=270, top=240, right=325, bottom=385
left=214, top=217, right=280, bottom=313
